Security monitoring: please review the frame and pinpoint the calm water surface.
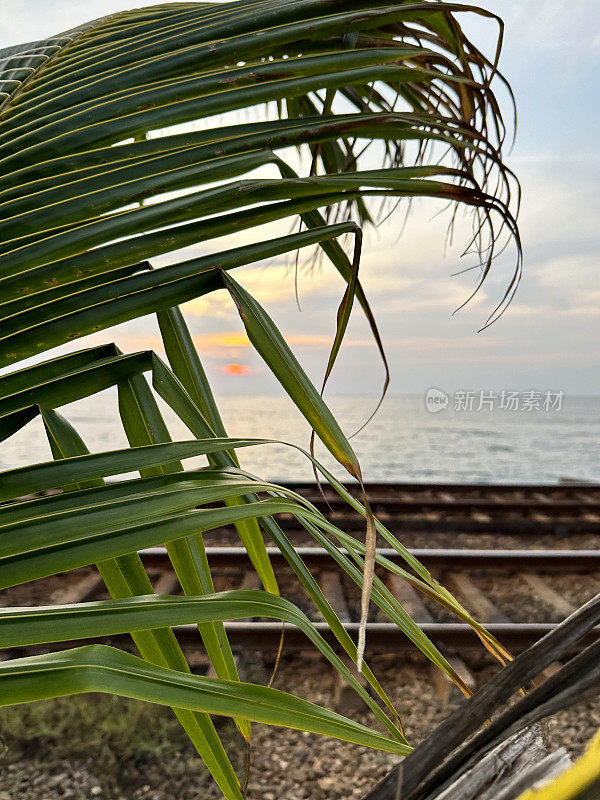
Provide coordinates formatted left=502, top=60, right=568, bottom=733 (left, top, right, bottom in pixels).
left=2, top=393, right=598, bottom=484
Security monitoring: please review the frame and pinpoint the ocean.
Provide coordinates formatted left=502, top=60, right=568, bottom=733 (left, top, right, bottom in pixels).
left=2, top=391, right=599, bottom=485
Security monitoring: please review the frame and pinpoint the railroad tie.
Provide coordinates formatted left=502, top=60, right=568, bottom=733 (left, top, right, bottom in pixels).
left=153, top=570, right=180, bottom=596
left=320, top=571, right=352, bottom=623
left=57, top=570, right=104, bottom=604
left=321, top=570, right=371, bottom=712
left=518, top=573, right=576, bottom=619
left=234, top=571, right=269, bottom=684
left=386, top=573, right=475, bottom=705
left=446, top=573, right=510, bottom=625
left=386, top=573, right=434, bottom=624
left=238, top=571, right=261, bottom=612
left=532, top=492, right=552, bottom=504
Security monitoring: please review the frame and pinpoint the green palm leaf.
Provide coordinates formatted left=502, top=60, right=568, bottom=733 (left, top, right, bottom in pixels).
left=0, top=646, right=410, bottom=755
left=0, top=2, right=520, bottom=795
left=0, top=591, right=407, bottom=745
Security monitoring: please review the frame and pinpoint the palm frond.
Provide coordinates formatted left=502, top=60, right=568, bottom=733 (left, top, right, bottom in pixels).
left=0, top=3, right=523, bottom=797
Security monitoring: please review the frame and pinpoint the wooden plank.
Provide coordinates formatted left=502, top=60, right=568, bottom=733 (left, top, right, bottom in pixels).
left=206, top=568, right=262, bottom=680
left=226, top=572, right=268, bottom=684
left=432, top=725, right=569, bottom=800
left=519, top=573, right=576, bottom=618
left=239, top=571, right=261, bottom=592
left=533, top=512, right=551, bottom=523
left=447, top=656, right=477, bottom=693
left=364, top=596, right=600, bottom=800
left=320, top=570, right=351, bottom=623
left=533, top=492, right=552, bottom=504
left=321, top=571, right=365, bottom=711
left=438, top=492, right=456, bottom=504
left=430, top=654, right=477, bottom=707
left=534, top=659, right=563, bottom=685
left=153, top=571, right=180, bottom=595
left=386, top=574, right=475, bottom=704
left=386, top=573, right=433, bottom=623
left=58, top=571, right=104, bottom=604
left=494, top=749, right=571, bottom=800
left=575, top=490, right=598, bottom=503
left=235, top=571, right=262, bottom=622
left=332, top=653, right=370, bottom=712
left=447, top=573, right=510, bottom=624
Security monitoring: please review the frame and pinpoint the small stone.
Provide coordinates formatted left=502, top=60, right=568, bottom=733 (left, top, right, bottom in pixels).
left=317, top=776, right=337, bottom=790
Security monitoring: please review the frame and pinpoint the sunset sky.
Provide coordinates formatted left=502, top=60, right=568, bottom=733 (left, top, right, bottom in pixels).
left=2, top=1, right=599, bottom=397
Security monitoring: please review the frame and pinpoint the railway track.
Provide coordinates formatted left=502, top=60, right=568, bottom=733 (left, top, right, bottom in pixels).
left=2, top=483, right=599, bottom=662
left=138, top=546, right=600, bottom=653
left=5, top=546, right=598, bottom=659
left=202, top=482, right=600, bottom=538
left=141, top=546, right=600, bottom=573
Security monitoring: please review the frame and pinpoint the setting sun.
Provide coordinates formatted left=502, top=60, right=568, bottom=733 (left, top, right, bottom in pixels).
left=221, top=363, right=251, bottom=376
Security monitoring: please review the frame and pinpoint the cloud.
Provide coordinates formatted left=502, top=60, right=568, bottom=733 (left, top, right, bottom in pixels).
left=1, top=1, right=166, bottom=47
left=178, top=261, right=345, bottom=319
left=1, top=0, right=598, bottom=396
left=198, top=332, right=250, bottom=347
left=180, top=292, right=232, bottom=319
left=504, top=1, right=600, bottom=56
left=190, top=330, right=370, bottom=353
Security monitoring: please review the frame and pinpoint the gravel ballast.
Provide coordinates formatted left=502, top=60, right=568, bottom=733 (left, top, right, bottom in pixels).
left=1, top=651, right=599, bottom=800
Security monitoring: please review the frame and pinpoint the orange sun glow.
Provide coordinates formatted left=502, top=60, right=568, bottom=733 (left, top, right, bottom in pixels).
left=221, top=363, right=251, bottom=375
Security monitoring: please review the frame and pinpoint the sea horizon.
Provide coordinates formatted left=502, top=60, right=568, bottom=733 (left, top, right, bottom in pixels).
left=3, top=390, right=599, bottom=485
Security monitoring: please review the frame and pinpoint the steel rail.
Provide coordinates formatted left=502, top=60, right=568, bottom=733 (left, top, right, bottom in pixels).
left=18, top=622, right=600, bottom=656
left=280, top=482, right=600, bottom=515
left=285, top=481, right=600, bottom=494
left=140, top=547, right=600, bottom=573
left=280, top=498, right=600, bottom=514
